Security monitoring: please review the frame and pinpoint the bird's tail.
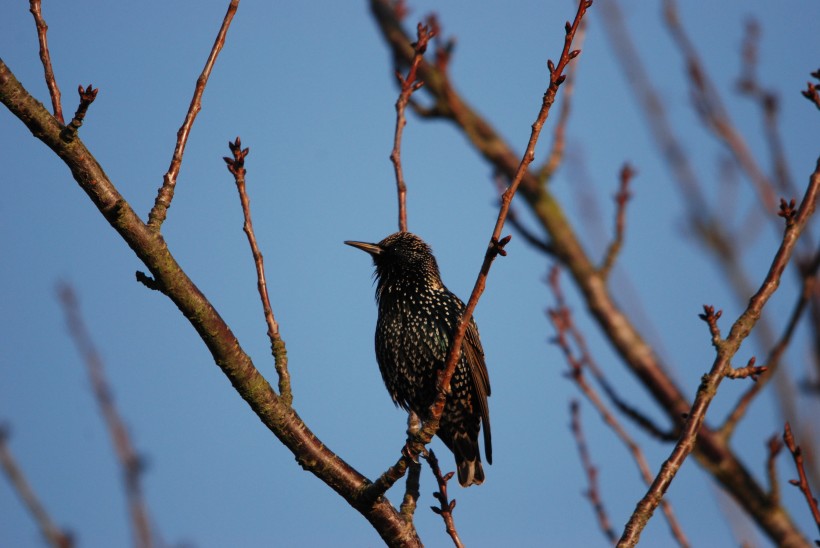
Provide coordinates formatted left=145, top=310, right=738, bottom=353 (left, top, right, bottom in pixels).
left=450, top=430, right=485, bottom=487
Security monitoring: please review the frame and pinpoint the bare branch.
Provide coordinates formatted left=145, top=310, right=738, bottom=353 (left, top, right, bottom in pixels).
left=0, top=426, right=73, bottom=548
left=425, top=449, right=465, bottom=548
left=663, top=0, right=778, bottom=216
left=148, top=0, right=239, bottom=231
left=783, top=423, right=820, bottom=541
left=537, top=10, right=588, bottom=184
left=724, top=357, right=767, bottom=381
left=390, top=22, right=436, bottom=232
left=549, top=268, right=689, bottom=546
left=736, top=18, right=796, bottom=198
left=570, top=401, right=617, bottom=544
left=57, top=284, right=153, bottom=548
left=599, top=163, right=634, bottom=277
left=0, top=57, right=422, bottom=548
left=224, top=137, right=292, bottom=405
left=372, top=1, right=813, bottom=543
left=766, top=434, right=784, bottom=506
left=28, top=0, right=63, bottom=123
left=619, top=158, right=820, bottom=547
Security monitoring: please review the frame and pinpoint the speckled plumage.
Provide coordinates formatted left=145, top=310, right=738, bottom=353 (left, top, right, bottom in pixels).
left=345, top=232, right=492, bottom=487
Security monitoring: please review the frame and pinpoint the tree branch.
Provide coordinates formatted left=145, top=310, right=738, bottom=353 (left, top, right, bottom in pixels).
left=618, top=157, right=820, bottom=547
left=57, top=284, right=153, bottom=548
left=390, top=22, right=435, bottom=233
left=28, top=0, right=63, bottom=123
left=371, top=0, right=814, bottom=542
left=0, top=426, right=73, bottom=548
left=147, top=0, right=239, bottom=231
left=0, top=58, right=421, bottom=548
left=224, top=137, right=292, bottom=405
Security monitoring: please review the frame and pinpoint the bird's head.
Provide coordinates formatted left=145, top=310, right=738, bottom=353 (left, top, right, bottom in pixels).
left=345, top=231, right=443, bottom=294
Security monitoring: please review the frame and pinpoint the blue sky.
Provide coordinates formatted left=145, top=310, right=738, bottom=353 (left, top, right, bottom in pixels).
left=2, top=1, right=819, bottom=546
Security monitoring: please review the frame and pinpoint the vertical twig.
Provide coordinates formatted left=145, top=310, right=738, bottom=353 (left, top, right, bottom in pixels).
left=28, top=0, right=63, bottom=123
left=148, top=0, right=240, bottom=230
left=390, top=23, right=435, bottom=233
left=224, top=138, right=292, bottom=405
left=537, top=8, right=588, bottom=184
left=599, top=164, right=634, bottom=277
left=57, top=284, right=153, bottom=548
left=570, top=401, right=617, bottom=544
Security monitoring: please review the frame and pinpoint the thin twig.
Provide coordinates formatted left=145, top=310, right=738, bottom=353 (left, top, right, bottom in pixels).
left=618, top=157, right=820, bottom=547
left=724, top=357, right=767, bottom=381
left=425, top=450, right=465, bottom=548
left=549, top=268, right=689, bottom=546
left=224, top=137, right=292, bottom=406
left=663, top=0, right=777, bottom=217
left=57, top=284, right=153, bottom=548
left=783, top=422, right=820, bottom=540
left=148, top=0, right=239, bottom=230
left=736, top=18, right=795, bottom=198
left=391, top=23, right=435, bottom=232
left=537, top=10, right=588, bottom=185
left=426, top=0, right=592, bottom=455
left=28, top=0, right=63, bottom=123
left=493, top=173, right=554, bottom=255
left=0, top=426, right=73, bottom=548
left=599, top=164, right=634, bottom=278
left=570, top=401, right=617, bottom=544
left=721, top=233, right=820, bottom=437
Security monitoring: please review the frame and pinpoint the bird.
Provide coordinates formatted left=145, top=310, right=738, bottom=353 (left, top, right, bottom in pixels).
left=345, top=231, right=491, bottom=486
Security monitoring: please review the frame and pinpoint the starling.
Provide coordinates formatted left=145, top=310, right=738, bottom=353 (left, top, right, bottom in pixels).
left=345, top=231, right=491, bottom=487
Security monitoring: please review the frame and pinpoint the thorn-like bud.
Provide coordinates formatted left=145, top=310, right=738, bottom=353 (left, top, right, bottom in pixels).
left=565, top=21, right=572, bottom=34
left=547, top=59, right=555, bottom=74
left=569, top=49, right=581, bottom=59
left=556, top=74, right=567, bottom=85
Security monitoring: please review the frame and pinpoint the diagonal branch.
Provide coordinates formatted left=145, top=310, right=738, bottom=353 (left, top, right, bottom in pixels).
left=0, top=57, right=421, bottom=548
left=618, top=158, right=820, bottom=547
left=147, top=0, right=239, bottom=231
left=0, top=426, right=73, bottom=548
left=57, top=284, right=153, bottom=548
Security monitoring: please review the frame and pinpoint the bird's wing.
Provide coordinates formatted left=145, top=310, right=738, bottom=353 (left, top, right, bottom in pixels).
left=464, top=318, right=492, bottom=464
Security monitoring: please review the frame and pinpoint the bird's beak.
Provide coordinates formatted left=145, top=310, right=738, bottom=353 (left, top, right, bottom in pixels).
left=344, top=240, right=382, bottom=256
